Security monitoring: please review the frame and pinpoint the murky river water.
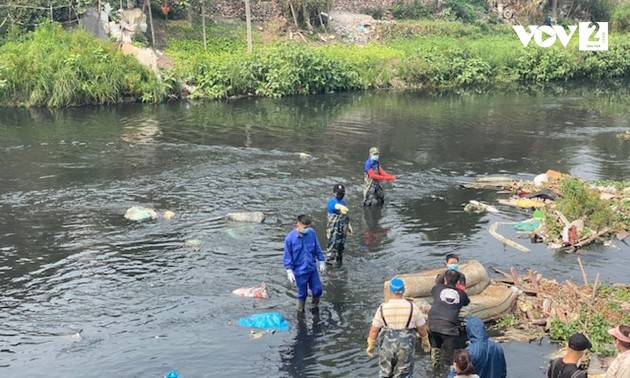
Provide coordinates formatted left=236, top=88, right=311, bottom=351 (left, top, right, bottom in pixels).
left=0, top=83, right=629, bottom=377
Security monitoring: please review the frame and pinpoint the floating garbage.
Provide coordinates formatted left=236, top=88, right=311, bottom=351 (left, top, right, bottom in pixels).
left=463, top=200, right=499, bottom=213
left=513, top=219, right=542, bottom=232
left=238, top=312, right=290, bottom=331
left=164, top=370, right=180, bottom=378
left=224, top=212, right=266, bottom=223
left=250, top=329, right=275, bottom=339
left=124, top=206, right=157, bottom=221
left=183, top=239, right=201, bottom=252
left=232, top=283, right=270, bottom=299
left=124, top=207, right=176, bottom=222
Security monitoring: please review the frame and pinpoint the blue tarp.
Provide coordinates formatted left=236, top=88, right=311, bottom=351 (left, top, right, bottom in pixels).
left=238, top=312, right=290, bottom=331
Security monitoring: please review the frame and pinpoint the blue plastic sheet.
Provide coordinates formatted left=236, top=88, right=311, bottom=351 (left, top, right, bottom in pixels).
left=238, top=312, right=290, bottom=331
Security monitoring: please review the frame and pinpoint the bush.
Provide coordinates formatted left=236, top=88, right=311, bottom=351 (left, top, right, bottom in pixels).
left=363, top=7, right=384, bottom=20
left=611, top=4, right=630, bottom=33
left=185, top=44, right=363, bottom=99
left=444, top=0, right=479, bottom=23
left=398, top=47, right=492, bottom=87
left=0, top=22, right=169, bottom=106
left=515, top=47, right=579, bottom=81
left=392, top=0, right=431, bottom=20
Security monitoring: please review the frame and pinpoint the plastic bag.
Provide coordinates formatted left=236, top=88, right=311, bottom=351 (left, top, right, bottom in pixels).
left=238, top=312, right=290, bottom=331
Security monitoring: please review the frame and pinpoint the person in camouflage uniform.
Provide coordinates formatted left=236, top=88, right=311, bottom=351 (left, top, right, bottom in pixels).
left=367, top=278, right=431, bottom=378
left=363, top=147, right=396, bottom=207
left=326, top=184, right=351, bottom=265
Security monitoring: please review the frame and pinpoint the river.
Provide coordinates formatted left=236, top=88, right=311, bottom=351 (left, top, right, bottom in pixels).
left=0, top=83, right=629, bottom=377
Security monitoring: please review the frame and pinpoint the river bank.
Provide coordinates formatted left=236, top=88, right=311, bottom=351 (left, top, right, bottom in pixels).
left=1, top=17, right=630, bottom=107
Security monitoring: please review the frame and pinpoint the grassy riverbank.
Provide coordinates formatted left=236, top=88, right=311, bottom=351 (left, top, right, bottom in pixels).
left=0, top=23, right=167, bottom=107
left=1, top=19, right=630, bottom=106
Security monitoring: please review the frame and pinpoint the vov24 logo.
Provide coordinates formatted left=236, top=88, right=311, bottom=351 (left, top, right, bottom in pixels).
left=513, top=22, right=608, bottom=50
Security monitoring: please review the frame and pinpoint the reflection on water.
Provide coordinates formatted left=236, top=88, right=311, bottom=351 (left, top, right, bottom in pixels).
left=0, top=82, right=629, bottom=377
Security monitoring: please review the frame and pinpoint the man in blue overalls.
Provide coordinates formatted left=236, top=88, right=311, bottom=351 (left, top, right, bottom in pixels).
left=283, top=214, right=326, bottom=312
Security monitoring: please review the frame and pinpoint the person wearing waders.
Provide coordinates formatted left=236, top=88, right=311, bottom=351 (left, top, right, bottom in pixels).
left=283, top=214, right=326, bottom=313
left=428, top=269, right=470, bottom=370
left=326, top=184, right=352, bottom=265
left=366, top=277, right=431, bottom=378
left=363, top=147, right=396, bottom=207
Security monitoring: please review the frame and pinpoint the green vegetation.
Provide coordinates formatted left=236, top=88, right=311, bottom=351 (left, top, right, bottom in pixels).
left=549, top=285, right=630, bottom=355
left=0, top=23, right=170, bottom=107
left=496, top=313, right=518, bottom=330
left=2, top=8, right=630, bottom=105
left=164, top=20, right=630, bottom=99
left=543, top=177, right=628, bottom=241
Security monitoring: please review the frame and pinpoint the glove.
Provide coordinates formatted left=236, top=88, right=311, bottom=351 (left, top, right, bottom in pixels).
left=388, top=175, right=397, bottom=182
left=420, top=334, right=431, bottom=353
left=286, top=269, right=296, bottom=284
left=334, top=204, right=349, bottom=215
left=366, top=337, right=377, bottom=358
left=318, top=261, right=326, bottom=274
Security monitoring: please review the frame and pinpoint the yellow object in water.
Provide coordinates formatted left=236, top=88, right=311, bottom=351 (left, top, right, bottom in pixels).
left=515, top=198, right=544, bottom=208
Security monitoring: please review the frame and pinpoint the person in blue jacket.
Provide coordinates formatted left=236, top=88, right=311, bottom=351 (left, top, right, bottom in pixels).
left=326, top=184, right=351, bottom=265
left=363, top=147, right=396, bottom=207
left=283, top=214, right=326, bottom=313
left=447, top=316, right=507, bottom=378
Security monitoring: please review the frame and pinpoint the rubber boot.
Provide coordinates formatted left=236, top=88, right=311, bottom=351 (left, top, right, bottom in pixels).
left=296, top=300, right=305, bottom=313
left=430, top=348, right=441, bottom=369
left=312, top=297, right=320, bottom=307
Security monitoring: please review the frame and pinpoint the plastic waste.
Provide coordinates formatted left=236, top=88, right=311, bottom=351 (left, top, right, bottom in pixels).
left=238, top=312, right=290, bottom=331
left=124, top=206, right=157, bottom=221
left=533, top=173, right=549, bottom=186
left=509, top=285, right=524, bottom=295
left=533, top=209, right=545, bottom=219
left=513, top=220, right=542, bottom=232
left=164, top=370, right=180, bottom=378
left=232, top=283, right=270, bottom=299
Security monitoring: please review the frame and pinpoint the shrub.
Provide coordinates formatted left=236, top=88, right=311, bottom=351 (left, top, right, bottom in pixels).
left=0, top=22, right=169, bottom=106
left=392, top=0, right=431, bottom=20
left=611, top=4, right=630, bottom=33
left=515, top=47, right=579, bottom=81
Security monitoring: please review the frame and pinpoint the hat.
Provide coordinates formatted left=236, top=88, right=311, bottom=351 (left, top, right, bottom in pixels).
left=608, top=326, right=630, bottom=343
left=333, top=184, right=345, bottom=193
left=390, top=278, right=405, bottom=294
left=369, top=147, right=379, bottom=155
left=568, top=333, right=592, bottom=351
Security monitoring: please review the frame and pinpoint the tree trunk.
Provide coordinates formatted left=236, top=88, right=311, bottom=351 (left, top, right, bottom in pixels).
left=202, top=0, right=207, bottom=51
left=289, top=2, right=298, bottom=28
left=245, top=0, right=252, bottom=53
left=301, top=1, right=312, bottom=31
left=552, top=0, right=557, bottom=19
left=146, top=0, right=155, bottom=47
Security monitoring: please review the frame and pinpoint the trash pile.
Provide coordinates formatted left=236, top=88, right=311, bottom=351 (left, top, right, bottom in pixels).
left=491, top=261, right=630, bottom=358
left=461, top=170, right=630, bottom=253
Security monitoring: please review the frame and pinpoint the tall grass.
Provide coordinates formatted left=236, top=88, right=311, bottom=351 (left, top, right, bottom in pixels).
left=0, top=22, right=169, bottom=107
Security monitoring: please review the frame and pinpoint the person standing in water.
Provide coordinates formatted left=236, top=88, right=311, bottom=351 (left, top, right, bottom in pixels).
left=363, top=147, right=396, bottom=207
left=326, top=184, right=352, bottom=265
left=283, top=214, right=326, bottom=313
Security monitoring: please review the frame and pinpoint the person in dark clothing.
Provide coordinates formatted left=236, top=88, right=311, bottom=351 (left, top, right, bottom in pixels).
left=547, top=332, right=592, bottom=378
left=435, top=253, right=467, bottom=291
left=447, top=316, right=507, bottom=378
left=428, top=269, right=470, bottom=369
